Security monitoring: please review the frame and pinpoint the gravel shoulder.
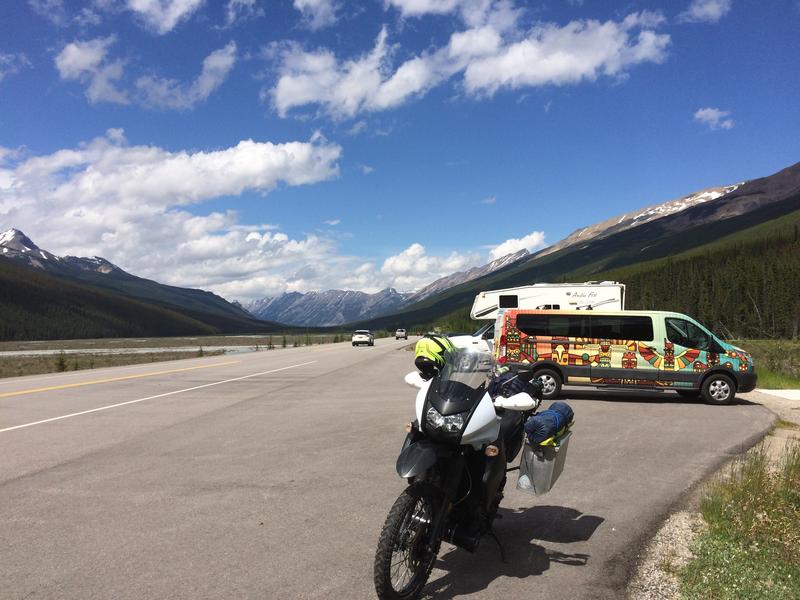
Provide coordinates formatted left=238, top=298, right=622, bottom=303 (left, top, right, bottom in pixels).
left=626, top=389, right=800, bottom=599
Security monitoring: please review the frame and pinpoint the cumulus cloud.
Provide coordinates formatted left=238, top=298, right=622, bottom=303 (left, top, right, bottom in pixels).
left=269, top=11, right=669, bottom=119
left=463, top=12, right=669, bottom=94
left=678, top=0, right=732, bottom=24
left=126, top=0, right=204, bottom=34
left=0, top=53, right=32, bottom=84
left=0, top=129, right=344, bottom=299
left=54, top=36, right=129, bottom=104
left=294, top=0, right=338, bottom=29
left=386, top=0, right=522, bottom=31
left=137, top=42, right=237, bottom=109
left=379, top=243, right=481, bottom=291
left=28, top=0, right=68, bottom=26
left=694, top=106, right=734, bottom=130
left=224, top=0, right=263, bottom=26
left=489, top=230, right=546, bottom=260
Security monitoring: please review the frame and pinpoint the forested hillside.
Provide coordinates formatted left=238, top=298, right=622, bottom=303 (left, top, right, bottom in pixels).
left=619, top=234, right=799, bottom=339
left=0, top=259, right=283, bottom=340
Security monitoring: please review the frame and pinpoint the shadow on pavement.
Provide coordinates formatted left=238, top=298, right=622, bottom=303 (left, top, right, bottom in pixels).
left=560, top=389, right=757, bottom=406
left=424, top=505, right=603, bottom=599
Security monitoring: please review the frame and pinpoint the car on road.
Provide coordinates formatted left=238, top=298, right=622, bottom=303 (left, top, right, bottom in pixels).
left=395, top=328, right=407, bottom=340
left=352, top=330, right=374, bottom=347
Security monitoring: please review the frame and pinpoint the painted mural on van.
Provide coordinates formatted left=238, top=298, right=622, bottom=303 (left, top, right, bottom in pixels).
left=495, top=310, right=753, bottom=388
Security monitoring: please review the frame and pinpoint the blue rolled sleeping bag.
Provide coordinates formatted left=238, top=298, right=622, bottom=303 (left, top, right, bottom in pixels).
left=524, top=401, right=574, bottom=444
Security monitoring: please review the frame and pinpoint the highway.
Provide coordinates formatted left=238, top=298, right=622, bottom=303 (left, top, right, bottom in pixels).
left=0, top=337, right=774, bottom=599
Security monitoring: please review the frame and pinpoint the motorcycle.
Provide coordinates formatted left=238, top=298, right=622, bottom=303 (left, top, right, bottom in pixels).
left=373, top=347, right=545, bottom=600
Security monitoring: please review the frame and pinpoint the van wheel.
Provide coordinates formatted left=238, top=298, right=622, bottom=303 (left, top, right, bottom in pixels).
left=535, top=369, right=562, bottom=400
left=701, top=373, right=736, bottom=405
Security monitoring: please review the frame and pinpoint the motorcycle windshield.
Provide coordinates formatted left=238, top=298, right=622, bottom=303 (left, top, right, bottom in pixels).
left=428, top=348, right=494, bottom=415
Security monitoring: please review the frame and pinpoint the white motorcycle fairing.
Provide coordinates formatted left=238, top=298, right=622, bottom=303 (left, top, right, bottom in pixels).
left=460, top=392, right=501, bottom=449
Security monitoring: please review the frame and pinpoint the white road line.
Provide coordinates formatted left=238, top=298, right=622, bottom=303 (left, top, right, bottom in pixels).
left=0, top=360, right=317, bottom=434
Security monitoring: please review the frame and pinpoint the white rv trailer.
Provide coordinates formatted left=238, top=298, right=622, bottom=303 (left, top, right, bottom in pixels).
left=450, top=281, right=626, bottom=351
left=470, top=281, right=626, bottom=321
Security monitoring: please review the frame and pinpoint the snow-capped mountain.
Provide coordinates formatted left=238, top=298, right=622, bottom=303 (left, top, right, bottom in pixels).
left=246, top=288, right=411, bottom=326
left=0, top=228, right=255, bottom=321
left=0, top=228, right=125, bottom=275
left=536, top=184, right=743, bottom=258
left=245, top=249, right=531, bottom=326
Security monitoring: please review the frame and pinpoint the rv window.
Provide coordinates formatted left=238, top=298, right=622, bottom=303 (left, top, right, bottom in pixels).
left=535, top=304, right=561, bottom=310
left=516, top=314, right=589, bottom=337
left=498, top=295, right=518, bottom=308
left=589, top=316, right=654, bottom=341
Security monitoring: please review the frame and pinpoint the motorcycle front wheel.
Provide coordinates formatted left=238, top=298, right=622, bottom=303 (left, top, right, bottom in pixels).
left=373, top=482, right=442, bottom=600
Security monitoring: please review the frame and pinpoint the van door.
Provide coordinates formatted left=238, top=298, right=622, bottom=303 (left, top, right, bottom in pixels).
left=589, top=315, right=659, bottom=385
left=661, top=317, right=707, bottom=387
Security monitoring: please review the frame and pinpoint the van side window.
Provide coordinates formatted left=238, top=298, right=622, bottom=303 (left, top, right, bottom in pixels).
left=666, top=318, right=711, bottom=350
left=589, top=316, right=654, bottom=341
left=516, top=315, right=589, bottom=337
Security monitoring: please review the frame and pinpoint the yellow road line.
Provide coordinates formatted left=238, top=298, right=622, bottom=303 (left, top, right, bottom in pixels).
left=0, top=360, right=240, bottom=399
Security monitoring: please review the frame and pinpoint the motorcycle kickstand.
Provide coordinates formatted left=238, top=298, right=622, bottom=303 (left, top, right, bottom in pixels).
left=487, top=528, right=508, bottom=563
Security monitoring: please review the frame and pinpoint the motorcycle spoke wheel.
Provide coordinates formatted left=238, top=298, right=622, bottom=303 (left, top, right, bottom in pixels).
left=374, top=483, right=442, bottom=600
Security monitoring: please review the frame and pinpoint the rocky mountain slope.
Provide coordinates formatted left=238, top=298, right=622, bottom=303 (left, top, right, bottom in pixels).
left=0, top=229, right=283, bottom=340
left=350, top=160, right=800, bottom=330
left=246, top=249, right=530, bottom=326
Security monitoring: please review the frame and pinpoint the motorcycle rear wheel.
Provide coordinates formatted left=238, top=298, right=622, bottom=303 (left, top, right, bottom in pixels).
left=373, top=482, right=442, bottom=600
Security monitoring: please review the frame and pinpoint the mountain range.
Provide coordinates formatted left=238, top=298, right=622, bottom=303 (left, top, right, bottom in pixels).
left=244, top=249, right=530, bottom=326
left=0, top=229, right=283, bottom=340
left=349, top=160, right=800, bottom=332
left=2, top=160, right=798, bottom=340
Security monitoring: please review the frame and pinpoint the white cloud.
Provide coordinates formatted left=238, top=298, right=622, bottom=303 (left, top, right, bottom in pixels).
left=463, top=12, right=669, bottom=95
left=694, top=107, right=734, bottom=130
left=678, top=0, right=732, bottom=24
left=28, top=0, right=67, bottom=25
left=54, top=36, right=129, bottom=104
left=476, top=195, right=496, bottom=205
left=324, top=218, right=341, bottom=225
left=126, top=0, right=204, bottom=34
left=294, top=0, right=338, bottom=30
left=224, top=0, right=263, bottom=26
left=0, top=130, right=344, bottom=300
left=269, top=12, right=669, bottom=119
left=379, top=243, right=481, bottom=292
left=0, top=53, right=32, bottom=84
left=489, top=230, right=546, bottom=260
left=136, top=42, right=237, bottom=109
left=359, top=164, right=375, bottom=175
left=386, top=0, right=522, bottom=31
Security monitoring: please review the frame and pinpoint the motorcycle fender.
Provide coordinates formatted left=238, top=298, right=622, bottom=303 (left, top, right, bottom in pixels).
left=396, top=441, right=438, bottom=479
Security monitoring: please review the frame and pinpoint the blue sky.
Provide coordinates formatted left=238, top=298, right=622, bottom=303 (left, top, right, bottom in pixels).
left=1, top=0, right=799, bottom=300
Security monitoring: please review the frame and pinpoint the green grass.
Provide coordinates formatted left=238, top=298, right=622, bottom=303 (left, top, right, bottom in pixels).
left=679, top=443, right=800, bottom=599
left=0, top=350, right=225, bottom=378
left=733, top=340, right=800, bottom=387
left=757, top=370, right=800, bottom=390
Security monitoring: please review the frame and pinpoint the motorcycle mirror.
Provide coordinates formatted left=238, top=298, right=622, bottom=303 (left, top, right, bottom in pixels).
left=404, top=371, right=427, bottom=389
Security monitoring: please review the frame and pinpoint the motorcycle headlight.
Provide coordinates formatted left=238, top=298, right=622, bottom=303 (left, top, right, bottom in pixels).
left=426, top=406, right=466, bottom=434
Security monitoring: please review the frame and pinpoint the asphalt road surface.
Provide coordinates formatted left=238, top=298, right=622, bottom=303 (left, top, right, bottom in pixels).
left=0, top=338, right=774, bottom=599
